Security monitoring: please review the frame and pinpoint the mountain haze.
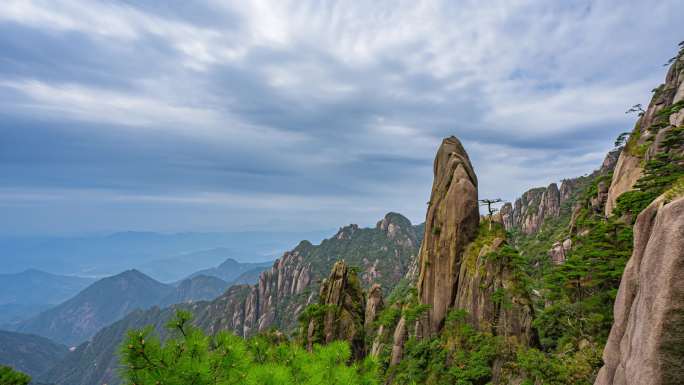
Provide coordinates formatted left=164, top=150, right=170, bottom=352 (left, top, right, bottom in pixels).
left=0, top=330, right=68, bottom=379
left=16, top=269, right=174, bottom=346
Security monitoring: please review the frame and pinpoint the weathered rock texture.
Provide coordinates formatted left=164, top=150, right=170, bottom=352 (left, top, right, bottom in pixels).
left=501, top=149, right=619, bottom=235
left=454, top=235, right=536, bottom=345
left=548, top=238, right=572, bottom=265
left=501, top=183, right=563, bottom=234
left=365, top=284, right=384, bottom=333
left=605, top=53, right=684, bottom=216
left=306, top=261, right=366, bottom=359
left=389, top=316, right=408, bottom=366
left=417, top=136, right=480, bottom=335
left=595, top=195, right=684, bottom=385
left=200, top=212, right=422, bottom=338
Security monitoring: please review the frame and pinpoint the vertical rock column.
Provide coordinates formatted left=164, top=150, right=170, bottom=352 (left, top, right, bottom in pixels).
left=307, top=261, right=366, bottom=359
left=416, top=136, right=480, bottom=336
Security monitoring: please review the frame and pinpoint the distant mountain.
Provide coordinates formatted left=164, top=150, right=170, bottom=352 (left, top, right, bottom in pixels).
left=159, top=275, right=229, bottom=307
left=39, top=306, right=179, bottom=385
left=1, top=230, right=331, bottom=277
left=15, top=270, right=175, bottom=346
left=187, top=258, right=273, bottom=284
left=0, top=270, right=95, bottom=327
left=137, top=248, right=237, bottom=282
left=0, top=269, right=95, bottom=306
left=0, top=304, right=52, bottom=328
left=0, top=330, right=68, bottom=379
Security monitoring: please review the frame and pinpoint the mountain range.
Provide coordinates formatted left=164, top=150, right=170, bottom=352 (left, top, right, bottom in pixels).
left=36, top=212, right=424, bottom=384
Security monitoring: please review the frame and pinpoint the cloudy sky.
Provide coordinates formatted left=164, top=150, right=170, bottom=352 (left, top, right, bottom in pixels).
left=1, top=0, right=682, bottom=236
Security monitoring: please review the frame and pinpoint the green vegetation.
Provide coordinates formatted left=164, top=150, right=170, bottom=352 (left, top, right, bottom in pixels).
left=508, top=175, right=631, bottom=384
left=0, top=366, right=31, bottom=385
left=120, top=310, right=379, bottom=385
left=388, top=309, right=501, bottom=385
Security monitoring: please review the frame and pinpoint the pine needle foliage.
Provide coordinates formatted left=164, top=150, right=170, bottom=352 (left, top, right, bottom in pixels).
left=119, top=310, right=380, bottom=385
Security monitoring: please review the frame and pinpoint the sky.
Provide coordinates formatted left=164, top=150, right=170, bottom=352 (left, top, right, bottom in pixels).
left=0, top=0, right=682, bottom=236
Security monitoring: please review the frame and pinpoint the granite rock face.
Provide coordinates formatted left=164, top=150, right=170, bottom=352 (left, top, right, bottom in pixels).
left=500, top=183, right=564, bottom=234
left=548, top=238, right=572, bottom=265
left=365, top=284, right=384, bottom=333
left=390, top=316, right=408, bottom=366
left=416, top=136, right=480, bottom=335
left=454, top=236, right=536, bottom=345
left=307, top=261, right=366, bottom=359
left=605, top=54, right=684, bottom=216
left=595, top=195, right=684, bottom=385
left=501, top=149, right=620, bottom=235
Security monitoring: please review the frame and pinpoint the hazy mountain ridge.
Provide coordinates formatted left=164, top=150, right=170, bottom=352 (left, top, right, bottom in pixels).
left=0, top=330, right=68, bottom=379
left=0, top=269, right=95, bottom=306
left=1, top=230, right=330, bottom=277
left=15, top=269, right=175, bottom=346
left=186, top=257, right=272, bottom=284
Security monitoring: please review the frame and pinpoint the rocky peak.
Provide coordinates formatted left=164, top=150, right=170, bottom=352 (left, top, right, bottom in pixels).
left=501, top=145, right=622, bottom=235
left=500, top=183, right=562, bottom=234
left=306, top=261, right=366, bottom=359
left=416, top=136, right=480, bottom=335
left=376, top=212, right=418, bottom=248
left=335, top=224, right=359, bottom=240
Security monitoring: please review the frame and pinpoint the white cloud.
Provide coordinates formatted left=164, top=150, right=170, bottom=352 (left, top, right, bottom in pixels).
left=1, top=0, right=682, bottom=234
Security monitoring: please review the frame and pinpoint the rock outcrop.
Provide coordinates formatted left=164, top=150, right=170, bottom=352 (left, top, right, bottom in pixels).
left=306, top=261, right=366, bottom=359
left=500, top=183, right=564, bottom=234
left=594, top=195, right=684, bottom=385
left=389, top=316, right=408, bottom=366
left=387, top=136, right=537, bottom=367
left=199, top=212, right=421, bottom=338
left=453, top=234, right=536, bottom=345
left=365, top=284, right=384, bottom=333
left=416, top=136, right=480, bottom=335
left=502, top=149, right=620, bottom=235
left=548, top=238, right=572, bottom=265
left=605, top=52, right=684, bottom=216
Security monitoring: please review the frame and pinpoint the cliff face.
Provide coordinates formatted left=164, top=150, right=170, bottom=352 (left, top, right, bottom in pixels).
left=500, top=184, right=560, bottom=234
left=453, top=233, right=535, bottom=345
left=416, top=136, right=480, bottom=335
left=595, top=195, right=684, bottom=385
left=605, top=53, right=684, bottom=216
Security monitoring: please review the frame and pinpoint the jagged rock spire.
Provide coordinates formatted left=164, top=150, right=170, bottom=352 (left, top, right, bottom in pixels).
left=306, top=261, right=366, bottom=359
left=416, top=136, right=480, bottom=335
